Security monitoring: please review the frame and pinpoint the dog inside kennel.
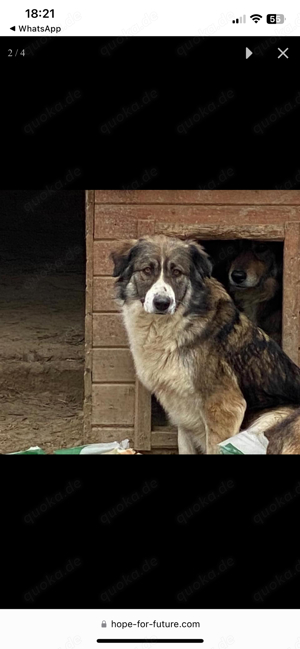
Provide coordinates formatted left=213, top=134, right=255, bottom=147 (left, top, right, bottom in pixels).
left=151, top=238, right=284, bottom=431
left=0, top=190, right=86, bottom=453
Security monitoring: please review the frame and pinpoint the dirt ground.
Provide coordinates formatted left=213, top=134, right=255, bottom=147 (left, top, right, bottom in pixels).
left=0, top=191, right=179, bottom=454
left=0, top=271, right=85, bottom=453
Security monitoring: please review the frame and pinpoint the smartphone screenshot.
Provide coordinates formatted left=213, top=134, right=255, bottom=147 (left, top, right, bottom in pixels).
left=1, top=0, right=300, bottom=645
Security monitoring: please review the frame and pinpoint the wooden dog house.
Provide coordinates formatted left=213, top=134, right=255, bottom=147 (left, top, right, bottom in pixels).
left=84, top=190, right=300, bottom=452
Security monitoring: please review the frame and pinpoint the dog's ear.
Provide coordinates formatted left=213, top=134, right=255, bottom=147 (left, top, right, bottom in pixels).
left=188, top=241, right=212, bottom=281
left=110, top=240, right=138, bottom=277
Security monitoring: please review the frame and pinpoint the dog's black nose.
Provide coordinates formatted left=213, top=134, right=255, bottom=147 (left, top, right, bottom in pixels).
left=153, top=296, right=171, bottom=312
left=231, top=270, right=247, bottom=284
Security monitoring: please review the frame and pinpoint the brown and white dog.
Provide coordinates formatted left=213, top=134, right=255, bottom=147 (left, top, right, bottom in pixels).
left=228, top=241, right=282, bottom=345
left=111, top=235, right=300, bottom=454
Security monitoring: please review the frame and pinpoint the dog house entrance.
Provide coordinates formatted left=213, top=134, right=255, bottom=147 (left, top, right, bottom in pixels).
left=139, top=221, right=300, bottom=452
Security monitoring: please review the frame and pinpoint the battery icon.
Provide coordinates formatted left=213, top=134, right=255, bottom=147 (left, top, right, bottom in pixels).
left=266, top=14, right=285, bottom=23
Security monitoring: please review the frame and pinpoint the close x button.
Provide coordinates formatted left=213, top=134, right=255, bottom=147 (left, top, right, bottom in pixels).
left=278, top=47, right=289, bottom=59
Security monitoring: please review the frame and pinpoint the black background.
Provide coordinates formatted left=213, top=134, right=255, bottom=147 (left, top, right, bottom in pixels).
left=2, top=36, right=300, bottom=188
left=2, top=458, right=300, bottom=608
left=1, top=36, right=300, bottom=610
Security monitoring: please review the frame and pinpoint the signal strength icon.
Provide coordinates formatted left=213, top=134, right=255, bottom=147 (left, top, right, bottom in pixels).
left=250, top=14, right=263, bottom=22
left=232, top=15, right=246, bottom=23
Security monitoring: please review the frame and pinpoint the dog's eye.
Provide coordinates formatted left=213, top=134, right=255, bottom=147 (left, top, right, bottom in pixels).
left=172, top=268, right=182, bottom=277
left=143, top=267, right=152, bottom=275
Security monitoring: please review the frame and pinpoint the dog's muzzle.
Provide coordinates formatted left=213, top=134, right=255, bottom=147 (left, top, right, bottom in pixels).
left=144, top=280, right=176, bottom=314
left=230, top=270, right=247, bottom=285
left=153, top=295, right=172, bottom=313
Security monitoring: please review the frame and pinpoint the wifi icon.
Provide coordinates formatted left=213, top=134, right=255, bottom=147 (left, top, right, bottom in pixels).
left=250, top=13, right=263, bottom=22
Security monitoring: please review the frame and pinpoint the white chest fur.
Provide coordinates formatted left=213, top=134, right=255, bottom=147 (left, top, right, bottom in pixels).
left=123, top=303, right=190, bottom=387
left=122, top=303, right=205, bottom=432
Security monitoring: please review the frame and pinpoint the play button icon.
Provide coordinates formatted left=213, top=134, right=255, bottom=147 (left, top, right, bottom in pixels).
left=246, top=47, right=253, bottom=59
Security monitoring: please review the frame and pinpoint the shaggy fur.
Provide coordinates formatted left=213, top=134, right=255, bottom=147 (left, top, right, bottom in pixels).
left=265, top=409, right=300, bottom=454
left=111, top=235, right=300, bottom=454
left=228, top=241, right=282, bottom=345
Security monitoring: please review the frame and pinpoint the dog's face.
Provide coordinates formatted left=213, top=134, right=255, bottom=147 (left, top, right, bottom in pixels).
left=229, top=241, right=279, bottom=290
left=111, top=235, right=212, bottom=315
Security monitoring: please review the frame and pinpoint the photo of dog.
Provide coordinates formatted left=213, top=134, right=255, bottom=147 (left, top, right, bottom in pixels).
left=111, top=235, right=300, bottom=454
left=228, top=241, right=282, bottom=345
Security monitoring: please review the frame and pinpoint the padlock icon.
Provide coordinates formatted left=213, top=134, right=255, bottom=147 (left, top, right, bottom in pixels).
left=101, top=621, right=107, bottom=628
